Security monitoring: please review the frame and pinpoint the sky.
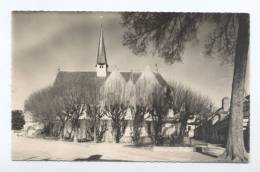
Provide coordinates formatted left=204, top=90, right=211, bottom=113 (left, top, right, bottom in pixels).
left=11, top=11, right=249, bottom=110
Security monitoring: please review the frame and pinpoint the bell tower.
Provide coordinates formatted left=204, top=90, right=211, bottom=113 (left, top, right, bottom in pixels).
left=96, top=19, right=108, bottom=77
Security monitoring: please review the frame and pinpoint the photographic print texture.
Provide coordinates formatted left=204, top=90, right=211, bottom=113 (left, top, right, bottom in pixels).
left=11, top=11, right=250, bottom=162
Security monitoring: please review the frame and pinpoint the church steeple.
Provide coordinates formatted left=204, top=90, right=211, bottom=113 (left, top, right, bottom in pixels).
left=97, top=24, right=107, bottom=65
left=96, top=18, right=108, bottom=77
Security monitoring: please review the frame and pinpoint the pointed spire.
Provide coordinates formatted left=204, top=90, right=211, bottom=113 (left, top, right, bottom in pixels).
left=97, top=18, right=107, bottom=65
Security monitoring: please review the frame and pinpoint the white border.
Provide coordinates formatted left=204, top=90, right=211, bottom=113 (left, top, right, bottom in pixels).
left=0, top=0, right=259, bottom=172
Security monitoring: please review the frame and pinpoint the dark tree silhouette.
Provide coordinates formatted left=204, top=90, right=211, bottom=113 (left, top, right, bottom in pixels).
left=12, top=110, right=25, bottom=130
left=121, top=12, right=249, bottom=162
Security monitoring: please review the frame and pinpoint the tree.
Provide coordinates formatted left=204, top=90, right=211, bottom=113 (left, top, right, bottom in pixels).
left=131, top=105, right=146, bottom=145
left=12, top=110, right=25, bottom=130
left=24, top=86, right=72, bottom=137
left=54, top=83, right=87, bottom=141
left=168, top=81, right=186, bottom=113
left=102, top=69, right=128, bottom=143
left=104, top=104, right=127, bottom=143
left=24, top=86, right=58, bottom=136
left=149, top=86, right=169, bottom=145
left=24, top=77, right=107, bottom=142
left=53, top=78, right=107, bottom=142
left=167, top=81, right=212, bottom=144
left=134, top=66, right=167, bottom=145
left=121, top=12, right=249, bottom=162
left=123, top=72, right=143, bottom=145
left=85, top=103, right=107, bottom=142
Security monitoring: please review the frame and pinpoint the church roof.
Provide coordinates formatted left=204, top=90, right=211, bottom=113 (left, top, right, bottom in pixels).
left=53, top=71, right=106, bottom=89
left=53, top=71, right=168, bottom=88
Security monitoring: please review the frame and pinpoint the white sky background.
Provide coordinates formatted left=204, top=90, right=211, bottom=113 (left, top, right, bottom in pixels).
left=12, top=11, right=249, bottom=110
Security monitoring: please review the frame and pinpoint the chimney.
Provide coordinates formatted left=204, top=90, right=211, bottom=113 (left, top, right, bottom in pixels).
left=222, top=97, right=230, bottom=112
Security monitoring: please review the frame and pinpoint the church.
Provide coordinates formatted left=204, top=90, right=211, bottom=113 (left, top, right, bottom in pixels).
left=53, top=24, right=168, bottom=93
left=52, top=24, right=171, bottom=143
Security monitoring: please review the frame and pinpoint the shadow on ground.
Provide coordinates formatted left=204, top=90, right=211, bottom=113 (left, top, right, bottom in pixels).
left=74, top=154, right=133, bottom=162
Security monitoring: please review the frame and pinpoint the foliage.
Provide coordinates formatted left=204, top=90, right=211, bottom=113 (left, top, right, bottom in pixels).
left=205, top=14, right=238, bottom=64
left=121, top=12, right=249, bottom=161
left=12, top=110, right=25, bottom=130
left=121, top=12, right=238, bottom=64
left=121, top=12, right=203, bottom=63
left=24, top=86, right=59, bottom=133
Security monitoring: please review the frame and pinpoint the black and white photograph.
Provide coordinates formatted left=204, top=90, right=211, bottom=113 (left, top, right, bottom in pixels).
left=9, top=10, right=253, bottom=164
left=10, top=11, right=250, bottom=163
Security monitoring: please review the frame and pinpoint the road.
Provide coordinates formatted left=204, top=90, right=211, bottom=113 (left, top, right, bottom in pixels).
left=12, top=135, right=217, bottom=162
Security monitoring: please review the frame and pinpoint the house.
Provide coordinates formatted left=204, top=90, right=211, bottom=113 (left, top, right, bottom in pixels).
left=23, top=111, right=45, bottom=137
left=194, top=96, right=250, bottom=151
left=193, top=97, right=231, bottom=145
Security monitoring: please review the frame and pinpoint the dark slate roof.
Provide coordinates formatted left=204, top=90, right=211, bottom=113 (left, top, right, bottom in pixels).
left=53, top=71, right=168, bottom=88
left=120, top=72, right=141, bottom=84
left=154, top=72, right=168, bottom=86
left=53, top=71, right=107, bottom=89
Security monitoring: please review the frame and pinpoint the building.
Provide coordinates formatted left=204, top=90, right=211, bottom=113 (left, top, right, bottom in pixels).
left=194, top=96, right=250, bottom=151
left=23, top=111, right=45, bottom=137
left=52, top=24, right=169, bottom=143
left=54, top=24, right=167, bottom=92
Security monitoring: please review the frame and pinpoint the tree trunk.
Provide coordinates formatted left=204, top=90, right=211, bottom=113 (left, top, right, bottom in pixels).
left=93, top=119, right=97, bottom=143
left=59, top=122, right=65, bottom=140
left=73, top=128, right=78, bottom=142
left=220, top=14, right=249, bottom=162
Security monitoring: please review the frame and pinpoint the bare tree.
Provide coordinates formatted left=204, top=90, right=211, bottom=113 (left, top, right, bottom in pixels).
left=149, top=86, right=169, bottom=145
left=104, top=104, right=127, bottom=143
left=102, top=69, right=128, bottom=143
left=131, top=105, right=147, bottom=145
left=55, top=79, right=107, bottom=142
left=52, top=83, right=84, bottom=141
left=85, top=103, right=107, bottom=142
left=168, top=81, right=186, bottom=113
left=133, top=66, right=167, bottom=145
left=24, top=86, right=59, bottom=136
left=168, top=82, right=212, bottom=140
left=25, top=76, right=108, bottom=142
left=121, top=13, right=249, bottom=161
